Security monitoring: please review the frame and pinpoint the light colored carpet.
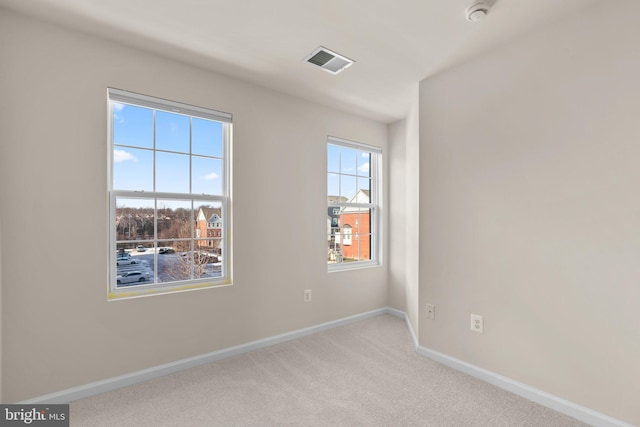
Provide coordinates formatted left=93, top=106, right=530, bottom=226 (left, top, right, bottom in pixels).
left=70, top=314, right=587, bottom=426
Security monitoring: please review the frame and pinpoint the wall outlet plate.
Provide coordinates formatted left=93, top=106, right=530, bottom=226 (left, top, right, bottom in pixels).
left=304, top=289, right=312, bottom=302
left=426, top=304, right=435, bottom=319
left=471, top=313, right=483, bottom=333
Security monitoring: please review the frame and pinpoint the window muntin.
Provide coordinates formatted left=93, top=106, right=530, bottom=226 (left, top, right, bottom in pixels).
left=108, top=88, right=231, bottom=299
left=327, top=137, right=380, bottom=269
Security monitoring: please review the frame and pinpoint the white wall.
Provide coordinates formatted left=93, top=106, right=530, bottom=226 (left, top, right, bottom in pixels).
left=389, top=121, right=406, bottom=311
left=0, top=8, right=388, bottom=402
left=0, top=221, right=3, bottom=403
left=404, top=96, right=420, bottom=336
left=389, top=92, right=420, bottom=335
left=418, top=1, right=640, bottom=424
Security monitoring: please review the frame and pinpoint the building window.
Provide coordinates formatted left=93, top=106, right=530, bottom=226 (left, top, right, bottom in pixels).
left=108, top=88, right=232, bottom=299
left=342, top=225, right=353, bottom=246
left=327, top=136, right=381, bottom=269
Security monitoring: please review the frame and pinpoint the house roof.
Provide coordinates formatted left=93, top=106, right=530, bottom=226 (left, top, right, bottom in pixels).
left=198, top=207, right=222, bottom=222
left=328, top=196, right=348, bottom=204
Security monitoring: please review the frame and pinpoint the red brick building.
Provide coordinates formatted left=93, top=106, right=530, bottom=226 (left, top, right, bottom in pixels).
left=196, top=207, right=222, bottom=254
left=328, top=190, right=371, bottom=262
left=338, top=211, right=370, bottom=261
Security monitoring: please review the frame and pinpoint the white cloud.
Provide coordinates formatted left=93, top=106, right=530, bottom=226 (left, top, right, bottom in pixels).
left=203, top=172, right=219, bottom=180
left=112, top=103, right=125, bottom=123
left=358, top=162, right=370, bottom=173
left=113, top=149, right=137, bottom=163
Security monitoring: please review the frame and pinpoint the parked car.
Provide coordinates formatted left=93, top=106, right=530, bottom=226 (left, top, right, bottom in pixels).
left=116, top=253, right=140, bottom=266
left=159, top=247, right=175, bottom=254
left=116, top=270, right=151, bottom=285
left=136, top=245, right=147, bottom=252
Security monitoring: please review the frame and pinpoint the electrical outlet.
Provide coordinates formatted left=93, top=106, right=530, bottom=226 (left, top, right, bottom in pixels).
left=471, top=314, right=483, bottom=333
left=426, top=304, right=435, bottom=319
left=304, top=289, right=312, bottom=302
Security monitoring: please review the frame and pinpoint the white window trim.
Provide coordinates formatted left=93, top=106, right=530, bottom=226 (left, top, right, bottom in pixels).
left=327, top=136, right=382, bottom=272
left=107, top=88, right=232, bottom=299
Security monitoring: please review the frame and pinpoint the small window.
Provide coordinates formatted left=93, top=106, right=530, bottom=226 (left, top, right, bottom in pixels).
left=342, top=225, right=353, bottom=246
left=327, top=136, right=381, bottom=270
left=108, top=88, right=232, bottom=299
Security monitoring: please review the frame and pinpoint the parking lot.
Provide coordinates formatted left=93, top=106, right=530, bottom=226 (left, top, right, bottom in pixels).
left=116, top=248, right=222, bottom=286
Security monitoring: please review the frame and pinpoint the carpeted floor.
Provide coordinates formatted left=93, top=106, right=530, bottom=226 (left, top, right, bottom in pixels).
left=70, top=314, right=587, bottom=426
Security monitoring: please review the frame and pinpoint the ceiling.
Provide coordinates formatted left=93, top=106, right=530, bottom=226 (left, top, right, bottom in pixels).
left=0, top=0, right=600, bottom=123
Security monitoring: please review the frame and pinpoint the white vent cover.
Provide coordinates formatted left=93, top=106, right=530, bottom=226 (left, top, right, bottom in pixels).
left=305, top=47, right=354, bottom=74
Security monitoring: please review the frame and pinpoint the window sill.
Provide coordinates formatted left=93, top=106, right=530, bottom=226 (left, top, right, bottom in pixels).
left=328, top=260, right=380, bottom=273
left=108, top=279, right=232, bottom=301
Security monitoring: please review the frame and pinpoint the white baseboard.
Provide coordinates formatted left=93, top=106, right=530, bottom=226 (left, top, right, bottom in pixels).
left=20, top=307, right=389, bottom=405
left=20, top=306, right=635, bottom=427
left=389, top=309, right=634, bottom=427
left=386, top=306, right=419, bottom=348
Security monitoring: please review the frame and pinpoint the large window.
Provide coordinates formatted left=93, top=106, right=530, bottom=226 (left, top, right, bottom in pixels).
left=108, top=88, right=231, bottom=299
left=327, top=136, right=381, bottom=270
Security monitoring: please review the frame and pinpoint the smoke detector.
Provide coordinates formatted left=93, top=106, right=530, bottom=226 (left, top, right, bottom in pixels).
left=466, top=1, right=491, bottom=22
left=305, top=46, right=354, bottom=75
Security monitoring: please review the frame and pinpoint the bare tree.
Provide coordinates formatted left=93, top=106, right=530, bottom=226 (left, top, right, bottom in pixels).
left=162, top=251, right=214, bottom=282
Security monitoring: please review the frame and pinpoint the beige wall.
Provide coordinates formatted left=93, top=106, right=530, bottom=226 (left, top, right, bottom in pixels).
left=389, top=93, right=420, bottom=335
left=418, top=1, right=640, bottom=424
left=0, top=8, right=388, bottom=402
left=0, top=222, right=3, bottom=403
left=3, top=1, right=637, bottom=422
left=388, top=120, right=406, bottom=311
left=404, top=97, right=420, bottom=336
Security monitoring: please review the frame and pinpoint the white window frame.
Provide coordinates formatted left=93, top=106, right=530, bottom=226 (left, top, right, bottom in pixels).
left=327, top=136, right=382, bottom=271
left=107, top=88, right=232, bottom=299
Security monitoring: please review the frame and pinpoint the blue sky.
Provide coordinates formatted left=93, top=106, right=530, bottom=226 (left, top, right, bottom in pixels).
left=327, top=144, right=371, bottom=201
left=112, top=103, right=223, bottom=196
left=112, top=102, right=371, bottom=204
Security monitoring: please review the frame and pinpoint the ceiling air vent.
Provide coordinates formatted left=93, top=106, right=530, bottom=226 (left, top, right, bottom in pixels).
left=305, top=46, right=354, bottom=75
